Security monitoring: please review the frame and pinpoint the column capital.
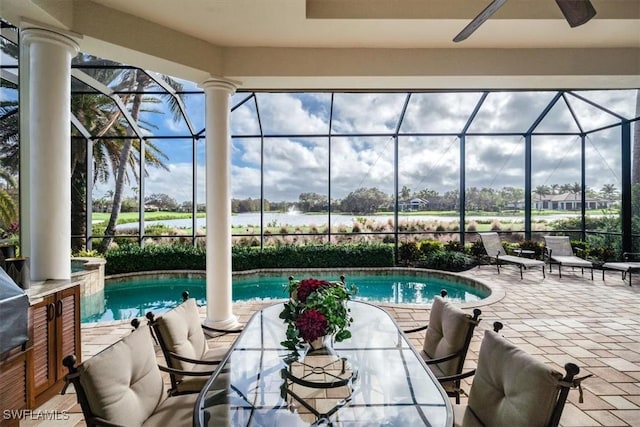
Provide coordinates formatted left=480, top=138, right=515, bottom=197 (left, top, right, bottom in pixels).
left=199, top=77, right=239, bottom=94
left=20, top=26, right=80, bottom=55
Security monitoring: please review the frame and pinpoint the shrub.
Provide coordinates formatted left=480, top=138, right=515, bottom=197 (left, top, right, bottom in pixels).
left=419, top=239, right=444, bottom=257
left=105, top=243, right=394, bottom=275
left=518, top=240, right=544, bottom=258
left=444, top=240, right=464, bottom=252
left=423, top=251, right=475, bottom=272
left=398, top=241, right=420, bottom=265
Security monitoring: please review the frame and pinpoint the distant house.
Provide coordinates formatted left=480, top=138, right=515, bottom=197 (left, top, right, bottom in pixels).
left=532, top=193, right=614, bottom=210
left=398, top=198, right=429, bottom=211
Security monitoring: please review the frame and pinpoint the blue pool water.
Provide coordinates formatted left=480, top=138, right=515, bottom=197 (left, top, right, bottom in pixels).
left=81, top=274, right=489, bottom=323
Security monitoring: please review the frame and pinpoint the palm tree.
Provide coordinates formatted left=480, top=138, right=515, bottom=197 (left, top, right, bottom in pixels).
left=632, top=90, right=640, bottom=184
left=93, top=66, right=182, bottom=253
left=534, top=185, right=551, bottom=210
left=69, top=55, right=178, bottom=252
left=0, top=168, right=17, bottom=230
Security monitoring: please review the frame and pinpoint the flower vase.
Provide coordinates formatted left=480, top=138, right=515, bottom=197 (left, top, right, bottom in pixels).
left=307, top=335, right=335, bottom=355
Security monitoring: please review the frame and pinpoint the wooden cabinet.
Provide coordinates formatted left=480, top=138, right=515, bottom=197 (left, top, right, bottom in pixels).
left=0, top=347, right=31, bottom=427
left=28, top=285, right=81, bottom=408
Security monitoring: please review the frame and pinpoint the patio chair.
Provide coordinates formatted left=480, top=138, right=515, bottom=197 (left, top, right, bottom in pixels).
left=479, top=232, right=546, bottom=279
left=543, top=235, right=594, bottom=279
left=404, top=295, right=482, bottom=403
left=445, top=329, right=586, bottom=427
left=148, top=297, right=238, bottom=395
left=61, top=324, right=197, bottom=427
left=602, top=252, right=640, bottom=286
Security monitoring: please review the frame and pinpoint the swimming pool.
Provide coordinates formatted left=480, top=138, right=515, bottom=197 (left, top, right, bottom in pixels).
left=81, top=270, right=490, bottom=323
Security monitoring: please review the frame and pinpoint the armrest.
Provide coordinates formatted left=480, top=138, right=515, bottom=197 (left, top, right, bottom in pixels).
left=202, top=324, right=243, bottom=335
left=168, top=351, right=222, bottom=366
left=423, top=351, right=462, bottom=365
left=437, top=368, right=477, bottom=383
left=403, top=324, right=428, bottom=334
left=158, top=364, right=216, bottom=377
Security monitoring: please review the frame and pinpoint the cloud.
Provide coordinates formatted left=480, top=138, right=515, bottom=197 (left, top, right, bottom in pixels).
left=93, top=90, right=637, bottom=206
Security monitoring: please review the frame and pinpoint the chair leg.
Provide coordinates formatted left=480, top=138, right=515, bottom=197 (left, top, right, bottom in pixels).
left=519, top=265, right=523, bottom=280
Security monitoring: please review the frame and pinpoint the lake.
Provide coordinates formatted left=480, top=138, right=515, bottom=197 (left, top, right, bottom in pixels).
left=115, top=211, right=585, bottom=231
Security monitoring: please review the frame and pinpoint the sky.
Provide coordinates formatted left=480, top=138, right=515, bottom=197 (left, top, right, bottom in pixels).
left=1, top=23, right=638, bottom=208
left=90, top=86, right=638, bottom=205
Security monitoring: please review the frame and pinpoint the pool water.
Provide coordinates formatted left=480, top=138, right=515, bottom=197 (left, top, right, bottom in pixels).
left=81, top=274, right=488, bottom=323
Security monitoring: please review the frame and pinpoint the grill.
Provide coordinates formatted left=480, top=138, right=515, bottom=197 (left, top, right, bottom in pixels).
left=0, top=267, right=28, bottom=354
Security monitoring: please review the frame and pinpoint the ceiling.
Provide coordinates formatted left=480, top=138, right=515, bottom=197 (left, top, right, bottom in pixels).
left=2, top=0, right=639, bottom=89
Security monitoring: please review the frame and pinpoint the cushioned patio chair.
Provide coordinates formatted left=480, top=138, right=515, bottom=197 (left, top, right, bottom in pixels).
left=602, top=252, right=640, bottom=286
left=479, top=232, right=545, bottom=279
left=543, top=235, right=594, bottom=279
left=61, top=324, right=197, bottom=427
left=149, top=297, right=238, bottom=395
left=404, top=295, right=482, bottom=403
left=445, top=329, right=585, bottom=427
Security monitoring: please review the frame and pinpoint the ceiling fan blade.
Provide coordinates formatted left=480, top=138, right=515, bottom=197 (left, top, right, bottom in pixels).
left=453, top=0, right=508, bottom=42
left=555, top=0, right=597, bottom=27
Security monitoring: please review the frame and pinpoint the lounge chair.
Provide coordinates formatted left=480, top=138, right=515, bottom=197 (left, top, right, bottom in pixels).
left=543, top=235, right=594, bottom=279
left=445, top=328, right=586, bottom=427
left=602, top=252, right=640, bottom=286
left=404, top=294, right=482, bottom=403
left=479, top=232, right=545, bottom=279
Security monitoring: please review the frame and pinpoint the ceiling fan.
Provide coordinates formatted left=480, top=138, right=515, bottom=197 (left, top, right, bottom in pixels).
left=453, top=0, right=597, bottom=42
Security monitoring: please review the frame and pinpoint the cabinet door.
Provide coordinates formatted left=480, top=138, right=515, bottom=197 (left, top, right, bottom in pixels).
left=29, top=294, right=56, bottom=397
left=55, top=286, right=81, bottom=380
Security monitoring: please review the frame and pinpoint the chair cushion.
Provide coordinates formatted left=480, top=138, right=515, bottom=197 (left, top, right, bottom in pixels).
left=422, top=296, right=472, bottom=377
left=142, top=393, right=198, bottom=427
left=452, top=405, right=484, bottom=427
left=467, top=330, right=563, bottom=427
left=156, top=298, right=208, bottom=373
left=78, top=325, right=165, bottom=426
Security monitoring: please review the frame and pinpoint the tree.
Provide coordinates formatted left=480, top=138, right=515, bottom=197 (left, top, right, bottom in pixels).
left=633, top=90, right=640, bottom=184
left=68, top=57, right=173, bottom=252
left=340, top=187, right=391, bottom=214
left=298, top=192, right=328, bottom=212
left=600, top=184, right=618, bottom=202
left=94, top=63, right=182, bottom=252
left=145, top=193, right=178, bottom=211
left=534, top=185, right=551, bottom=209
left=400, top=185, right=411, bottom=200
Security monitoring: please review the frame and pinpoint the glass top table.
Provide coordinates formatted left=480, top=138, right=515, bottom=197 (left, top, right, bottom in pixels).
left=194, top=301, right=453, bottom=426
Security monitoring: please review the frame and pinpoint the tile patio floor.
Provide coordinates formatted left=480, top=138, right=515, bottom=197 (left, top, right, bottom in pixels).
left=21, top=265, right=640, bottom=426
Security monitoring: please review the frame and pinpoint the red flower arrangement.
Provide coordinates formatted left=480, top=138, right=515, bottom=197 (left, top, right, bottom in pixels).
left=295, top=309, right=328, bottom=342
left=295, top=278, right=332, bottom=303
left=279, top=276, right=357, bottom=356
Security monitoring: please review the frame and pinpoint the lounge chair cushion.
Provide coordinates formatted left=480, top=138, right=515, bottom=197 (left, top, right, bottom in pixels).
left=421, top=296, right=471, bottom=377
left=155, top=298, right=208, bottom=373
left=78, top=325, right=166, bottom=426
left=466, top=330, right=562, bottom=427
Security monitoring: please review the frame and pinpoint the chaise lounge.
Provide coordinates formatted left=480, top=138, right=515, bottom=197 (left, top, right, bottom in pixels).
left=479, top=232, right=546, bottom=279
left=602, top=252, right=640, bottom=286
left=543, top=235, right=594, bottom=279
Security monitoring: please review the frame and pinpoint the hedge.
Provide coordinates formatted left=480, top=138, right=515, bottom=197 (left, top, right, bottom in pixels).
left=105, top=243, right=394, bottom=275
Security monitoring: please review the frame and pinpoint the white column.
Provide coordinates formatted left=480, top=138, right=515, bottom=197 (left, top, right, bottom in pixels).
left=199, top=77, right=241, bottom=331
left=20, top=27, right=79, bottom=281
